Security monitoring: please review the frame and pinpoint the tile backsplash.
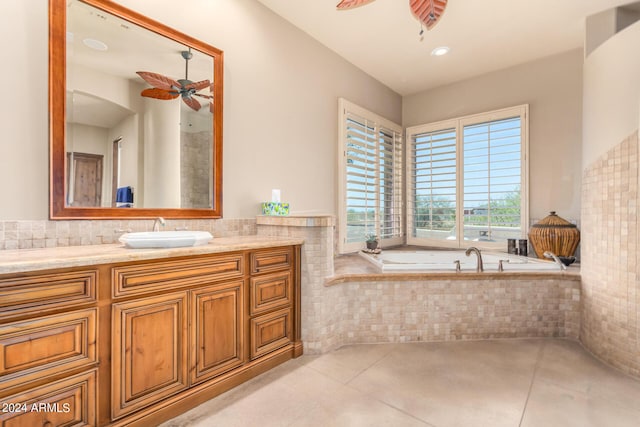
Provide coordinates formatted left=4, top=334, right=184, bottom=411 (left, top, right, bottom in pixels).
left=0, top=218, right=257, bottom=250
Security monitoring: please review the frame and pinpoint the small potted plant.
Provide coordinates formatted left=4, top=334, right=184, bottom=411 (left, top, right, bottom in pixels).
left=365, top=234, right=379, bottom=250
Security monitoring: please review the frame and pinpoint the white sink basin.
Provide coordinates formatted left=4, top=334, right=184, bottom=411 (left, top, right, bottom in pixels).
left=119, top=231, right=213, bottom=249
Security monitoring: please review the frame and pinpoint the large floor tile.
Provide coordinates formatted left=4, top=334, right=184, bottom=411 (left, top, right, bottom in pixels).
left=347, top=340, right=540, bottom=427
left=163, top=339, right=640, bottom=427
left=304, top=343, right=399, bottom=384
left=536, top=339, right=640, bottom=412
left=521, top=378, right=640, bottom=427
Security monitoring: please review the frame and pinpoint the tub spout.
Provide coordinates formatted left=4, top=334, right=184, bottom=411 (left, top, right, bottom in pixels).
left=543, top=251, right=567, bottom=271
left=465, top=247, right=484, bottom=272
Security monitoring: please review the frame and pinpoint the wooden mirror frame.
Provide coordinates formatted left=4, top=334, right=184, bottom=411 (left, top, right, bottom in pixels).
left=49, top=0, right=223, bottom=219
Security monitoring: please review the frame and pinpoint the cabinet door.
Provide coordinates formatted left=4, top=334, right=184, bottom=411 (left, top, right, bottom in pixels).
left=190, top=281, right=244, bottom=385
left=0, top=369, right=96, bottom=427
left=250, top=308, right=292, bottom=360
left=112, top=292, right=188, bottom=420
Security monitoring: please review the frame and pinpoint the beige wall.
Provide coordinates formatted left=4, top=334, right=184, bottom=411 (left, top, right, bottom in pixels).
left=0, top=0, right=401, bottom=220
left=403, top=49, right=583, bottom=224
left=585, top=8, right=618, bottom=57
left=583, top=21, right=640, bottom=168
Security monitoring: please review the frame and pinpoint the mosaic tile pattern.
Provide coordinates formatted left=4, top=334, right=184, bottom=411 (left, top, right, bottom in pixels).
left=581, top=130, right=640, bottom=378
left=258, top=218, right=580, bottom=355
left=0, top=218, right=257, bottom=250
left=327, top=278, right=580, bottom=347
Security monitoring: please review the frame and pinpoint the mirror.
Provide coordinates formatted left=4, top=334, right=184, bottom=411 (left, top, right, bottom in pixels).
left=50, top=0, right=223, bottom=219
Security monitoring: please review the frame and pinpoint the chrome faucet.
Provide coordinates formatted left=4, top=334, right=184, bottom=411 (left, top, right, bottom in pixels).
left=152, top=217, right=166, bottom=232
left=465, top=247, right=484, bottom=272
left=543, top=251, right=567, bottom=271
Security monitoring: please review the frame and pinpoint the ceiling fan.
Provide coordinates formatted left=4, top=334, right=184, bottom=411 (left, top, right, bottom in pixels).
left=136, top=48, right=213, bottom=112
left=336, top=0, right=448, bottom=31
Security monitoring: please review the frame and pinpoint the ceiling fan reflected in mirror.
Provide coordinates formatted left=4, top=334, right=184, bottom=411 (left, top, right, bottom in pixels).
left=336, top=0, right=448, bottom=31
left=136, top=48, right=213, bottom=112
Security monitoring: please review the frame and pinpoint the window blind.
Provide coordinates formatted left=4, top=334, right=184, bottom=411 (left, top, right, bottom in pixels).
left=339, top=99, right=403, bottom=253
left=409, top=127, right=457, bottom=240
left=345, top=113, right=378, bottom=243
left=378, top=126, right=403, bottom=240
left=406, top=105, right=528, bottom=249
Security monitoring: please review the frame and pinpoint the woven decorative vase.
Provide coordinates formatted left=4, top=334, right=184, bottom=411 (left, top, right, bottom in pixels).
left=528, top=211, right=580, bottom=259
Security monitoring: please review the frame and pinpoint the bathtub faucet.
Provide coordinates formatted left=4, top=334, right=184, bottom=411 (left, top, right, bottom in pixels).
left=543, top=251, right=567, bottom=271
left=465, top=247, right=484, bottom=272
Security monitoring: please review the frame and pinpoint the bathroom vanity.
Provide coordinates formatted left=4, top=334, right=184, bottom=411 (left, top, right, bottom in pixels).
left=0, top=237, right=302, bottom=426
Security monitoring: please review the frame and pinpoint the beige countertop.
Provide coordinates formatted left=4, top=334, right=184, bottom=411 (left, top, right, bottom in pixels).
left=0, top=235, right=304, bottom=275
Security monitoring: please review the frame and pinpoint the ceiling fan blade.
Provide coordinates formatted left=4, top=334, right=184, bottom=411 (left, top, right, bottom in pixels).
left=336, top=0, right=376, bottom=10
left=141, top=88, right=180, bottom=100
left=184, top=79, right=211, bottom=91
left=193, top=93, right=213, bottom=100
left=136, top=71, right=181, bottom=90
left=410, top=0, right=447, bottom=30
left=182, top=96, right=202, bottom=111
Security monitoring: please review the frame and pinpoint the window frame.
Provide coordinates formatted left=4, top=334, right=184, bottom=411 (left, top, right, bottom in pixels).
left=406, top=105, right=529, bottom=251
left=338, top=98, right=404, bottom=254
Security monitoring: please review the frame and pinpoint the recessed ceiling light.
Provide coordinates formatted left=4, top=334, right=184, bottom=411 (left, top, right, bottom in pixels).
left=431, top=46, right=450, bottom=56
left=83, top=38, right=108, bottom=51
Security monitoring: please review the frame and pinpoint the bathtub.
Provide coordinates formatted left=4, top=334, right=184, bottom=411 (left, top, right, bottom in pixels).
left=359, top=249, right=562, bottom=272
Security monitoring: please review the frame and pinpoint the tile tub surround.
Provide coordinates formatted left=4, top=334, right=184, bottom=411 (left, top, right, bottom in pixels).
left=0, top=218, right=257, bottom=250
left=257, top=216, right=580, bottom=354
left=323, top=274, right=581, bottom=345
left=581, top=130, right=640, bottom=378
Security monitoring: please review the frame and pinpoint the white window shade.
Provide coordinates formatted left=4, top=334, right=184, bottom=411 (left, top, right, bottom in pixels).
left=407, top=105, right=528, bottom=250
left=339, top=99, right=403, bottom=254
left=409, top=126, right=457, bottom=242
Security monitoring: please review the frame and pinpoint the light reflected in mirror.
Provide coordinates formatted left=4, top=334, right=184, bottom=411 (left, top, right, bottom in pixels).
left=50, top=0, right=223, bottom=219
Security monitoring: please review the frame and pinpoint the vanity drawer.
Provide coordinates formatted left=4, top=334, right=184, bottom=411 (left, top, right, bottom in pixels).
left=112, top=254, right=244, bottom=297
left=250, top=271, right=292, bottom=316
left=0, top=309, right=97, bottom=390
left=0, top=369, right=97, bottom=426
left=250, top=308, right=292, bottom=359
left=250, top=247, right=293, bottom=275
left=0, top=270, right=96, bottom=320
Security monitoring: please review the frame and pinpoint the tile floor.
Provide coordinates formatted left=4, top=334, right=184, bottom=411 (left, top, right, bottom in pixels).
left=162, top=339, right=640, bottom=427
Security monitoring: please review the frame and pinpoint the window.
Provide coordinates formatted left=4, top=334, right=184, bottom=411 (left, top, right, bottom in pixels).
left=338, top=98, right=403, bottom=254
left=406, top=105, right=528, bottom=250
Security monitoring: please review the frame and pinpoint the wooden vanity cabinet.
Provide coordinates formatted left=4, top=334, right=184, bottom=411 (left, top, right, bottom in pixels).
left=0, top=269, right=99, bottom=427
left=249, top=248, right=295, bottom=359
left=107, top=245, right=301, bottom=426
left=0, top=244, right=301, bottom=427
